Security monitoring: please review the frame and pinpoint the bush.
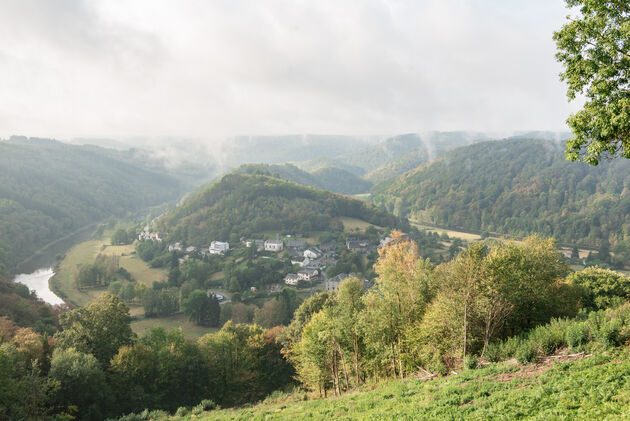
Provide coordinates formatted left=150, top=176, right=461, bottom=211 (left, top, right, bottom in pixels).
left=463, top=355, right=478, bottom=370
left=499, top=336, right=523, bottom=359
left=200, top=399, right=217, bottom=411
left=515, top=343, right=538, bottom=364
left=192, top=404, right=204, bottom=415
left=528, top=319, right=569, bottom=356
left=594, top=319, right=621, bottom=348
left=566, top=322, right=590, bottom=351
left=483, top=343, right=503, bottom=363
left=175, top=407, right=189, bottom=417
left=114, top=415, right=143, bottom=421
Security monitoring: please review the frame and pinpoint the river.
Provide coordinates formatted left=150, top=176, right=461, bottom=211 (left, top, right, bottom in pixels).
left=13, top=267, right=65, bottom=305
left=10, top=224, right=96, bottom=306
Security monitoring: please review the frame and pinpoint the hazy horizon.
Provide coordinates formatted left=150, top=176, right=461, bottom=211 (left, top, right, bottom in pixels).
left=0, top=1, right=582, bottom=141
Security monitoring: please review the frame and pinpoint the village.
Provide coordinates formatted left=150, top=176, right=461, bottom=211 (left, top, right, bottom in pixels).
left=137, top=224, right=394, bottom=296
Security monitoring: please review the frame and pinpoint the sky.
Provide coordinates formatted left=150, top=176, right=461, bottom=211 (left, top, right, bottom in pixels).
left=0, top=0, right=581, bottom=140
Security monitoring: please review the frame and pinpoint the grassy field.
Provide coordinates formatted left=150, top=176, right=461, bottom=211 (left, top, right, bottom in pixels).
left=131, top=313, right=219, bottom=338
left=51, top=239, right=107, bottom=307
left=167, top=349, right=630, bottom=420
left=412, top=221, right=481, bottom=241
left=337, top=216, right=382, bottom=232
left=51, top=234, right=168, bottom=307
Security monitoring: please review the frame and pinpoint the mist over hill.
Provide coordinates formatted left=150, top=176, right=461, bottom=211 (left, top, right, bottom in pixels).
left=0, top=137, right=186, bottom=276
left=371, top=137, right=630, bottom=248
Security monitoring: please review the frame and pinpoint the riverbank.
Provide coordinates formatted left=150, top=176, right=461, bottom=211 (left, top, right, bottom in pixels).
left=13, top=267, right=64, bottom=305
left=13, top=223, right=97, bottom=276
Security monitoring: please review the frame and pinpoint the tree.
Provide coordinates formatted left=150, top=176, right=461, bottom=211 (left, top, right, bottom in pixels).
left=366, top=230, right=435, bottom=378
left=111, top=228, right=131, bottom=245
left=554, top=0, right=630, bottom=164
left=182, top=290, right=210, bottom=326
left=49, top=348, right=112, bottom=420
left=55, top=294, right=134, bottom=366
left=335, top=277, right=365, bottom=386
left=567, top=266, right=630, bottom=310
left=571, top=245, right=581, bottom=261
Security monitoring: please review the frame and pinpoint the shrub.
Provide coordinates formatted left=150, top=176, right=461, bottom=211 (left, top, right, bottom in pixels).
left=499, top=336, right=523, bottom=359
left=463, top=355, right=478, bottom=370
left=528, top=319, right=568, bottom=356
left=192, top=404, right=204, bottom=415
left=200, top=399, right=217, bottom=411
left=515, top=343, right=538, bottom=364
left=594, top=319, right=621, bottom=348
left=566, top=322, right=590, bottom=351
left=114, top=415, right=143, bottom=421
left=175, top=407, right=189, bottom=417
left=483, top=342, right=503, bottom=362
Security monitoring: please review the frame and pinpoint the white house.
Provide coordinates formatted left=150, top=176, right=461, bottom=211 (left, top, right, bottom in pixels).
left=297, top=268, right=319, bottom=283
left=303, top=248, right=322, bottom=259
left=168, top=242, right=183, bottom=252
left=264, top=239, right=284, bottom=252
left=244, top=239, right=265, bottom=251
left=284, top=273, right=299, bottom=286
left=209, top=241, right=230, bottom=255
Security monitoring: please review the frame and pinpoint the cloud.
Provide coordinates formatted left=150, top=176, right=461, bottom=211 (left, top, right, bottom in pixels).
left=0, top=0, right=581, bottom=140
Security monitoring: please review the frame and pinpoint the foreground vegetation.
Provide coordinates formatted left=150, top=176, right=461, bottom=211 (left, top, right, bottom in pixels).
left=3, top=233, right=630, bottom=420
left=167, top=350, right=630, bottom=420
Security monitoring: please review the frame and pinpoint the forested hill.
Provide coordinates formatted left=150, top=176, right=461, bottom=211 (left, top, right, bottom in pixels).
left=157, top=173, right=408, bottom=245
left=0, top=137, right=184, bottom=276
left=233, top=163, right=372, bottom=195
left=371, top=138, right=630, bottom=248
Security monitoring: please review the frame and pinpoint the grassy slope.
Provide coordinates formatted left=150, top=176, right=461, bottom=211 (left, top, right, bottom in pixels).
left=50, top=233, right=217, bottom=337
left=175, top=350, right=630, bottom=420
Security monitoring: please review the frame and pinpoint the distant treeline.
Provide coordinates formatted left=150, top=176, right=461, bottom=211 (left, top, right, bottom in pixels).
left=372, top=138, right=630, bottom=254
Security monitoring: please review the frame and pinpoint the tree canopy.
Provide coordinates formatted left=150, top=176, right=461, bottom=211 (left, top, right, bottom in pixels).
left=554, top=0, right=630, bottom=164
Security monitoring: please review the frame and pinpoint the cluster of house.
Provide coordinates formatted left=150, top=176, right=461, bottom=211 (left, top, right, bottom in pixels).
left=284, top=268, right=319, bottom=286
left=243, top=238, right=284, bottom=252
left=283, top=240, right=340, bottom=287
left=166, top=241, right=231, bottom=257
left=138, top=227, right=164, bottom=242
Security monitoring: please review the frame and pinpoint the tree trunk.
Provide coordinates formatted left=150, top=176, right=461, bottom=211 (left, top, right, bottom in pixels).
left=354, top=335, right=360, bottom=386
left=462, top=295, right=469, bottom=357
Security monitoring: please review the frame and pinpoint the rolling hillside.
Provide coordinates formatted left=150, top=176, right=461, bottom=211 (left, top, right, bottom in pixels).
left=156, top=173, right=408, bottom=245
left=371, top=138, right=630, bottom=248
left=233, top=163, right=372, bottom=195
left=0, top=137, right=185, bottom=276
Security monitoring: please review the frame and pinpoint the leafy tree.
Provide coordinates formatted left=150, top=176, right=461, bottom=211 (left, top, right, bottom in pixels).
left=335, top=277, right=366, bottom=385
left=568, top=266, right=630, bottom=310
left=554, top=0, right=630, bottom=164
left=49, top=348, right=112, bottom=420
left=363, top=230, right=435, bottom=378
left=55, top=294, right=134, bottom=366
left=111, top=228, right=132, bottom=245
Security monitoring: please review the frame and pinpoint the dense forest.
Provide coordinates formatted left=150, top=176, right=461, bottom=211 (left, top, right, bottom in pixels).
left=0, top=137, right=185, bottom=277
left=372, top=138, right=630, bottom=250
left=298, top=132, right=487, bottom=182
left=233, top=163, right=372, bottom=195
left=157, top=173, right=408, bottom=245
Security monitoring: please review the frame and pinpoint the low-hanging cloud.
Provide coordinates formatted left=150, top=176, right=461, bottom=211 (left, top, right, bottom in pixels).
left=0, top=0, right=581, bottom=141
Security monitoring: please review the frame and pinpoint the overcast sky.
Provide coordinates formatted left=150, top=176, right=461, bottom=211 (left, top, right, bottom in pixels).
left=0, top=0, right=580, bottom=140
